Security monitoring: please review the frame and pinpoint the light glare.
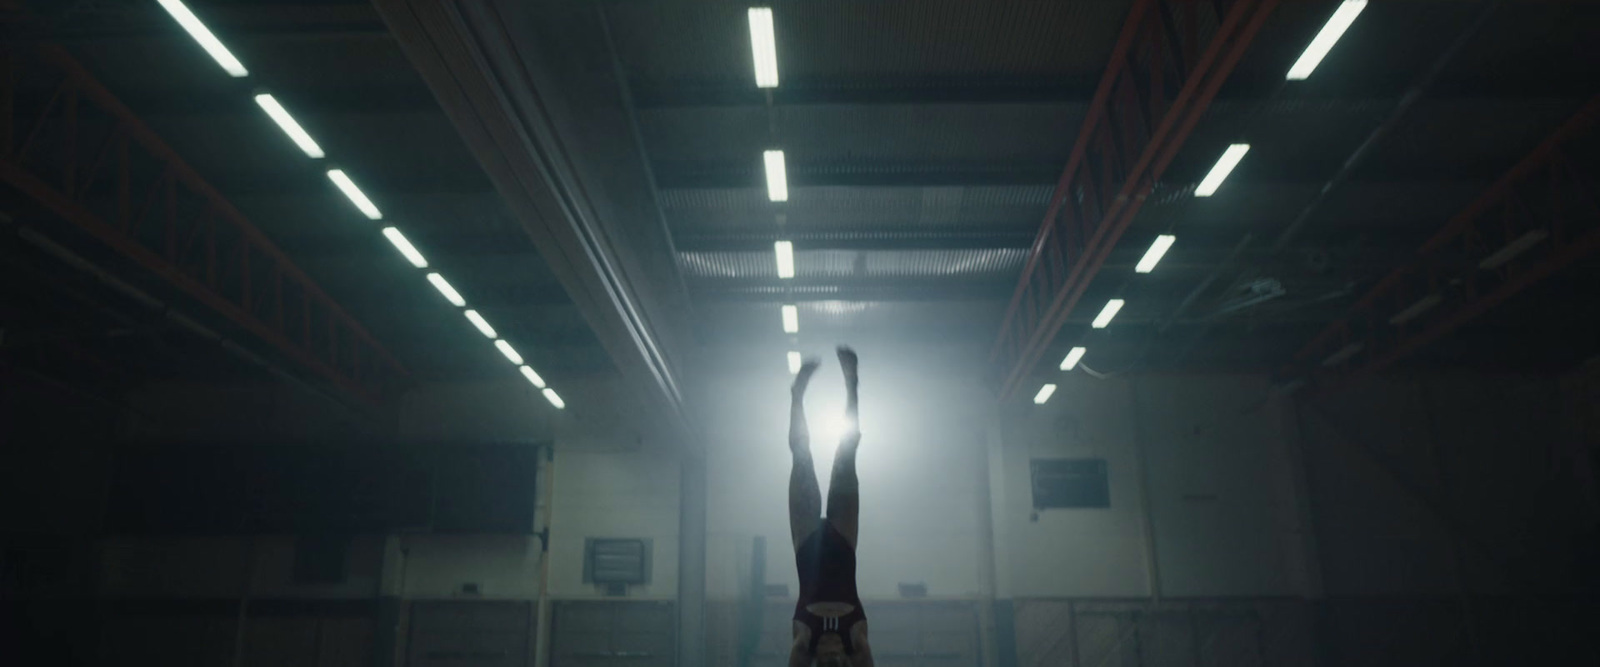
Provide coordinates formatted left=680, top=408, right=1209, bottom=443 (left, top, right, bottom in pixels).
left=542, top=388, right=566, bottom=409
left=463, top=309, right=497, bottom=339
left=327, top=169, right=382, bottom=220
left=1134, top=235, right=1176, bottom=273
left=494, top=340, right=524, bottom=365
left=156, top=0, right=248, bottom=77
left=1060, top=346, right=1087, bottom=371
left=1033, top=384, right=1058, bottom=405
left=775, top=240, right=795, bottom=278
left=381, top=227, right=428, bottom=268
left=1286, top=1, right=1368, bottom=80
left=787, top=350, right=802, bottom=374
left=425, top=272, right=465, bottom=307
left=1194, top=144, right=1250, bottom=197
left=781, top=304, right=799, bottom=333
left=253, top=94, right=323, bottom=158
left=764, top=150, right=789, bottom=202
left=1091, top=299, right=1125, bottom=329
left=1478, top=230, right=1549, bottom=269
left=519, top=365, right=547, bottom=388
left=748, top=7, right=780, bottom=88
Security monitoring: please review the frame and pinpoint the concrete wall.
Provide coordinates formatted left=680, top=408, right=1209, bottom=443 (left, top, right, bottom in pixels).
left=1300, top=373, right=1597, bottom=596
left=99, top=374, right=682, bottom=604
left=991, top=374, right=1315, bottom=600
left=1293, top=372, right=1600, bottom=666
left=17, top=357, right=1600, bottom=667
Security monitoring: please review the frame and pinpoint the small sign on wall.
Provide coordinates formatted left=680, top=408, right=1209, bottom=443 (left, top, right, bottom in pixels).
left=1030, top=458, right=1110, bottom=509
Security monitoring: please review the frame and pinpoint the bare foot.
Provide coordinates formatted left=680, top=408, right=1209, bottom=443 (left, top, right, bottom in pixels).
left=836, top=346, right=858, bottom=386
left=792, top=357, right=822, bottom=396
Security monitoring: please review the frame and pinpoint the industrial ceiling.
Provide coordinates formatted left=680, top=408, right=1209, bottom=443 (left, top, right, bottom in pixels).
left=2, top=0, right=1596, bottom=418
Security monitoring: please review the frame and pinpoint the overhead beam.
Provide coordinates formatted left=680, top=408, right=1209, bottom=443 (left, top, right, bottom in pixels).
left=653, top=160, right=1065, bottom=189
left=1290, top=96, right=1600, bottom=385
left=370, top=0, right=694, bottom=438
left=630, top=78, right=1595, bottom=109
left=0, top=42, right=408, bottom=405
left=990, top=0, right=1280, bottom=399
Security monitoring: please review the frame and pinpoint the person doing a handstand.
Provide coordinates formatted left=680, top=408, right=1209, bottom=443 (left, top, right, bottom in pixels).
left=786, top=346, right=873, bottom=667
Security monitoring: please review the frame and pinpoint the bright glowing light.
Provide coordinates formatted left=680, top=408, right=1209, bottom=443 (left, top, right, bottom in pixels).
left=1322, top=342, right=1364, bottom=367
left=156, top=0, right=248, bottom=77
left=781, top=304, right=799, bottom=333
left=1134, top=235, right=1176, bottom=273
left=774, top=240, right=795, bottom=278
left=815, top=413, right=858, bottom=445
left=253, top=94, right=323, bottom=158
left=764, top=150, right=788, bottom=202
left=1033, top=384, right=1058, bottom=405
left=519, top=365, right=547, bottom=388
left=1194, top=144, right=1249, bottom=197
left=463, top=309, right=497, bottom=339
left=1388, top=294, right=1442, bottom=326
left=326, top=169, right=382, bottom=220
left=381, top=227, right=428, bottom=268
left=787, top=350, right=802, bottom=374
left=494, top=340, right=524, bottom=365
left=425, top=272, right=465, bottom=307
left=542, top=388, right=566, bottom=409
left=1478, top=230, right=1549, bottom=269
left=748, top=7, right=780, bottom=88
left=1091, top=299, right=1125, bottom=329
left=1060, top=346, right=1087, bottom=371
left=1286, top=0, right=1368, bottom=80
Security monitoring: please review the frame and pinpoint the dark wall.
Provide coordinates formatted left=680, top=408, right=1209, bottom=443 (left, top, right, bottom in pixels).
left=1298, top=373, right=1600, bottom=666
left=106, top=442, right=540, bottom=535
left=1, top=373, right=119, bottom=666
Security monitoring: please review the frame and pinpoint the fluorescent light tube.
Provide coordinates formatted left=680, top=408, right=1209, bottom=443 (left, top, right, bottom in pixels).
left=381, top=227, right=427, bottom=268
left=494, top=340, right=524, bottom=365
left=463, top=309, right=497, bottom=339
left=1286, top=0, right=1368, bottom=81
left=542, top=388, right=566, bottom=409
left=1091, top=299, right=1125, bottom=329
left=327, top=169, right=382, bottom=220
left=787, top=350, right=802, bottom=374
left=1321, top=342, right=1364, bottom=367
left=774, top=240, right=795, bottom=278
left=1060, top=346, right=1087, bottom=371
left=425, top=272, right=465, bottom=307
left=764, top=150, right=788, bottom=202
left=156, top=0, right=248, bottom=78
left=1478, top=230, right=1548, bottom=269
left=519, top=365, right=546, bottom=389
left=1388, top=294, right=1442, bottom=326
left=1194, top=144, right=1249, bottom=197
left=1135, top=235, right=1176, bottom=273
left=1033, top=384, right=1058, bottom=405
left=252, top=93, right=322, bottom=158
left=781, top=304, right=799, bottom=333
left=748, top=7, right=779, bottom=88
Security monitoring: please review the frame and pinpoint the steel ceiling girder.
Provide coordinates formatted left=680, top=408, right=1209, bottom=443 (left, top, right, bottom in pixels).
left=991, top=0, right=1279, bottom=398
left=0, top=44, right=409, bottom=405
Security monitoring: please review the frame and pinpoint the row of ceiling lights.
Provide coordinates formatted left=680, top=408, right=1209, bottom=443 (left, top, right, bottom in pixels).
left=155, top=0, right=565, bottom=410
left=1033, top=0, right=1371, bottom=405
left=744, top=7, right=808, bottom=372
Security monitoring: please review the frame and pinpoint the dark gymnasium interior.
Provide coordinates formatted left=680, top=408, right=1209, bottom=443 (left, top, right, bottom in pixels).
left=2, top=1, right=1598, bottom=666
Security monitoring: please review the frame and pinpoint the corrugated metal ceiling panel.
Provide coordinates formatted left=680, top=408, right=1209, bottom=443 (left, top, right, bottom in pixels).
left=679, top=248, right=1028, bottom=280
left=606, top=0, right=1134, bottom=89
left=638, top=102, right=1084, bottom=165
left=661, top=185, right=1053, bottom=231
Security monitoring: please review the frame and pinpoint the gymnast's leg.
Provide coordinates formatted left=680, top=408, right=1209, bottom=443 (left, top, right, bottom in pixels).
left=789, top=359, right=823, bottom=550
left=826, top=347, right=861, bottom=549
